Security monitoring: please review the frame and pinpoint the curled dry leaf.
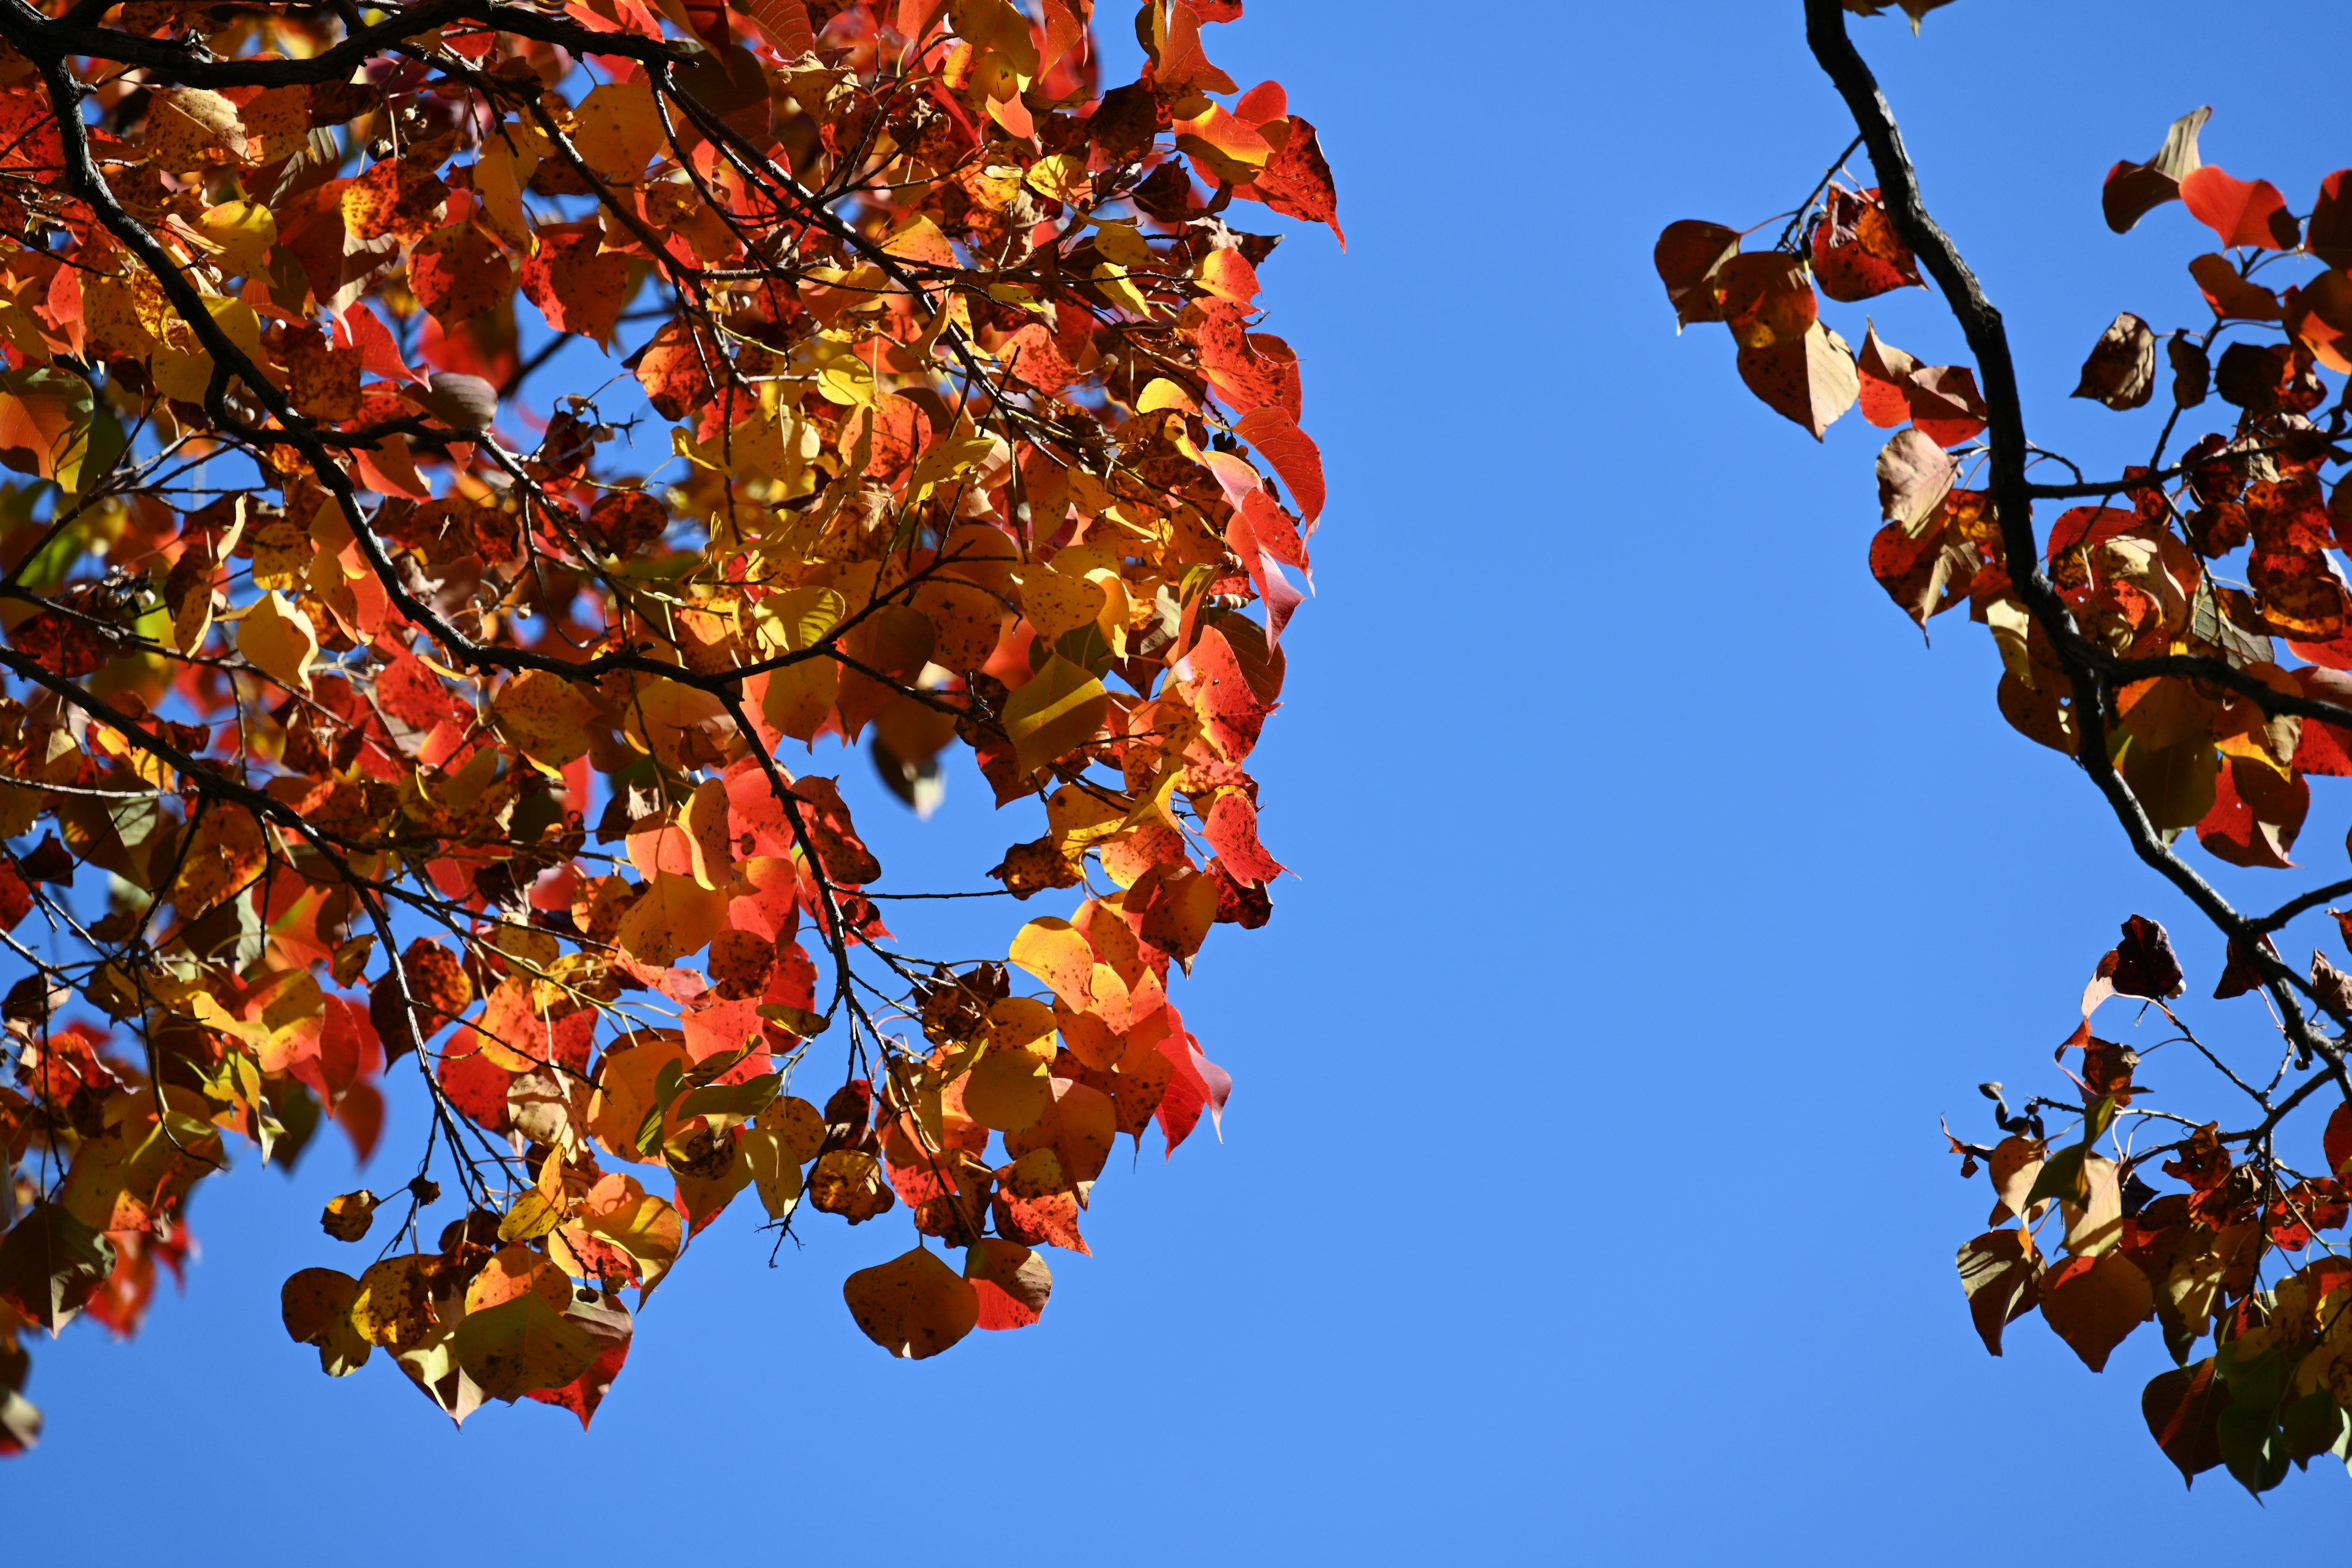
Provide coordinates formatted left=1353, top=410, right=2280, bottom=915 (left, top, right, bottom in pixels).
left=2103, top=106, right=2209, bottom=234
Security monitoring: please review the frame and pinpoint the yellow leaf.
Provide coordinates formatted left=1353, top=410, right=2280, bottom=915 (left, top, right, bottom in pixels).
left=237, top=590, right=318, bottom=694
left=748, top=586, right=845, bottom=656
left=576, top=1174, right=683, bottom=1294
left=149, top=295, right=266, bottom=405
left=682, top=777, right=733, bottom=891
left=742, top=1127, right=803, bottom=1219
left=197, top=199, right=276, bottom=276
left=1008, top=567, right=1101, bottom=645
left=1023, top=153, right=1088, bottom=204
left=755, top=658, right=840, bottom=744
left=146, top=88, right=247, bottom=168
left=1000, top=654, right=1107, bottom=775
left=473, top=136, right=541, bottom=251
left=1008, top=919, right=1093, bottom=1008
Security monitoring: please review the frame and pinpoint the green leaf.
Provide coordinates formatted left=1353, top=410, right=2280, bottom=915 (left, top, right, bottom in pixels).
left=2024, top=1144, right=2088, bottom=1210
left=636, top=1057, right=687, bottom=1157
left=2282, top=1389, right=2347, bottom=1466
left=675, top=1072, right=780, bottom=1128
left=2218, top=1404, right=2290, bottom=1496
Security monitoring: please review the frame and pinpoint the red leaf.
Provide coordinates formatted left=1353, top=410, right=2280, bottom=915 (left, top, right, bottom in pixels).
left=0, top=859, right=32, bottom=933
left=1242, top=115, right=1341, bottom=247
left=2326, top=1102, right=2352, bottom=1178
left=1902, top=364, right=1988, bottom=448
left=1809, top=186, right=1921, bottom=301
left=1000, top=322, right=1079, bottom=394
left=519, top=222, right=630, bottom=344
left=2180, top=165, right=2300, bottom=251
left=2309, top=170, right=2352, bottom=271
left=1856, top=323, right=1918, bottom=428
left=1234, top=405, right=1324, bottom=527
left=522, top=1296, right=632, bottom=1430
left=1652, top=221, right=1741, bottom=328
left=436, top=1024, right=515, bottom=1131
left=1203, top=791, right=1282, bottom=884
left=2108, top=915, right=2185, bottom=1001
left=2101, top=107, right=2208, bottom=235
left=2195, top=756, right=2305, bottom=869
left=964, top=1237, right=1051, bottom=1330
left=1735, top=323, right=1858, bottom=441
left=2044, top=506, right=2136, bottom=560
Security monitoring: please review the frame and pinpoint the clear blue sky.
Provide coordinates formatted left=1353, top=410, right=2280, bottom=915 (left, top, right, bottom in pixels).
left=15, top=1, right=2350, bottom=1558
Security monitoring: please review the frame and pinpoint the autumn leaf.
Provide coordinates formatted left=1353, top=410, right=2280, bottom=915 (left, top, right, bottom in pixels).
left=2143, top=1359, right=2233, bottom=1486
left=0, top=0, right=1340, bottom=1451
left=0, top=369, right=94, bottom=486
left=842, top=1247, right=979, bottom=1359
left=1737, top=322, right=1858, bottom=440
left=2071, top=312, right=2157, bottom=411
left=520, top=223, right=631, bottom=345
left=2102, top=106, right=2209, bottom=234
left=2040, top=1252, right=2154, bottom=1372
left=965, top=1238, right=1051, bottom=1330
left=452, top=1292, right=601, bottom=1401
left=1875, top=428, right=1956, bottom=533
left=1956, top=1229, right=2040, bottom=1356
left=320, top=1191, right=378, bottom=1243
left=236, top=592, right=318, bottom=695
left=1653, top=221, right=1741, bottom=329
left=1001, top=655, right=1109, bottom=776
left=2179, top=166, right=2299, bottom=252
left=1809, top=186, right=1921, bottom=301
left=281, top=1267, right=371, bottom=1376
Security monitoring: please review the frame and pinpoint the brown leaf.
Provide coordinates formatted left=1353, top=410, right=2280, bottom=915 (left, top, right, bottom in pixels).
left=842, top=1246, right=978, bottom=1359
left=1876, top=427, right=1958, bottom=533
left=320, top=1189, right=379, bottom=1243
left=1956, top=1228, right=2040, bottom=1356
left=2071, top=312, right=2156, bottom=411
left=2040, top=1251, right=2154, bottom=1371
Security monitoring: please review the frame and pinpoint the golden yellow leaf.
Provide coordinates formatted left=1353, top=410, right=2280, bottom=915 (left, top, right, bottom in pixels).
left=236, top=590, right=318, bottom=694
left=1001, top=654, right=1108, bottom=775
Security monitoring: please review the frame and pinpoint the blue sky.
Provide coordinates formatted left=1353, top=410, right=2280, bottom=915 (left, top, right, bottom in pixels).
left=15, top=1, right=2352, bottom=1558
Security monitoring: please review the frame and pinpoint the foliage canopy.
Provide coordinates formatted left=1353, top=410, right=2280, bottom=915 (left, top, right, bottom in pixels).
left=0, top=0, right=1335, bottom=1451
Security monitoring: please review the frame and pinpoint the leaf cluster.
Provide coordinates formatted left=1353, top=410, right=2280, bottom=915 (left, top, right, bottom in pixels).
left=0, top=0, right=1335, bottom=1452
